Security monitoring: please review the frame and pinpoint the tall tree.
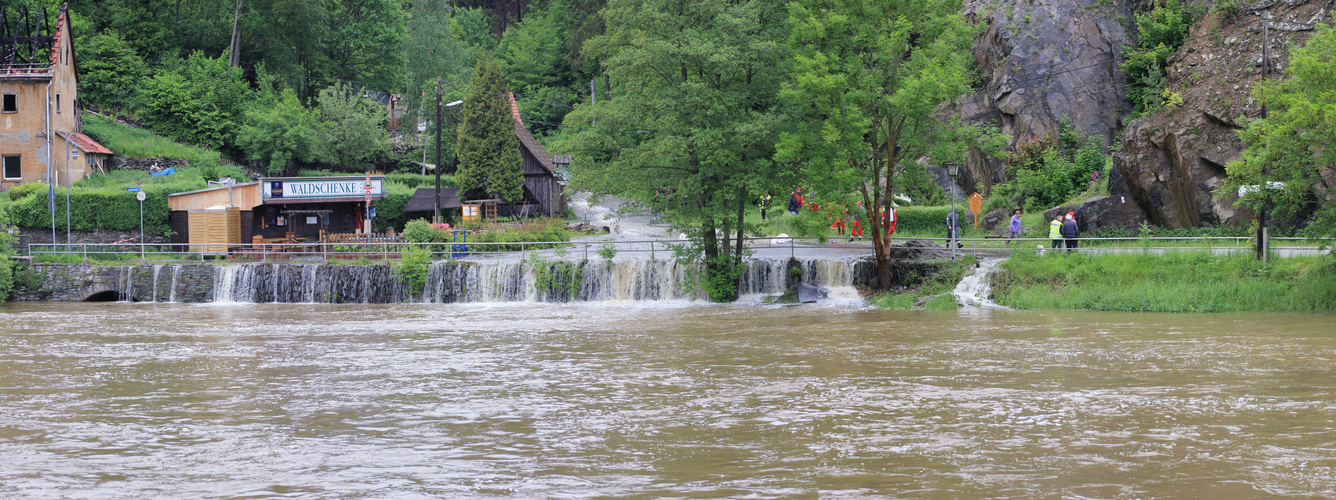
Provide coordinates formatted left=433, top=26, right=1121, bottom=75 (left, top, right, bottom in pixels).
left=237, top=70, right=324, bottom=174
left=456, top=57, right=523, bottom=202
left=498, top=0, right=578, bottom=134
left=77, top=29, right=149, bottom=114
left=1226, top=23, right=1336, bottom=247
left=561, top=0, right=790, bottom=302
left=775, top=0, right=979, bottom=289
left=401, top=0, right=471, bottom=130
left=316, top=82, right=389, bottom=170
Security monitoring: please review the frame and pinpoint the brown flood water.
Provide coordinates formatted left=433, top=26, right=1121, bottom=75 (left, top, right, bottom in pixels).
left=1, top=301, right=1334, bottom=498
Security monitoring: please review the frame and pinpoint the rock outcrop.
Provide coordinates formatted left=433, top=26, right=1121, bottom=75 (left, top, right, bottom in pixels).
left=1045, top=194, right=1147, bottom=234
left=949, top=0, right=1134, bottom=196
left=1112, top=1, right=1333, bottom=228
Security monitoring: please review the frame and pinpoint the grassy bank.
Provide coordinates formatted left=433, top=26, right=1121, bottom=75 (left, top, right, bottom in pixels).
left=870, top=256, right=975, bottom=310
left=82, top=112, right=220, bottom=162
left=990, top=250, right=1336, bottom=312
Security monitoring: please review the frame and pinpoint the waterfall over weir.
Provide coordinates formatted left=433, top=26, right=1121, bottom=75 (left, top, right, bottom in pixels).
left=210, top=257, right=868, bottom=304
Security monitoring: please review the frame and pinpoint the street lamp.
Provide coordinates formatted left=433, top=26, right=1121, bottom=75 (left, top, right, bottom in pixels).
left=945, top=162, right=960, bottom=259
left=435, top=77, right=464, bottom=224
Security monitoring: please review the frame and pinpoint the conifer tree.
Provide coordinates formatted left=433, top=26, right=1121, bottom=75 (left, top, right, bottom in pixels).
left=457, top=57, right=524, bottom=203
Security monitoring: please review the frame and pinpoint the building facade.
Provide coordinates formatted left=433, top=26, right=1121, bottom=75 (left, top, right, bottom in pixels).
left=0, top=5, right=111, bottom=191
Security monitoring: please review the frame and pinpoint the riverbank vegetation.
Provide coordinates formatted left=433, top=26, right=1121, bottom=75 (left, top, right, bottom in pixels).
left=990, top=250, right=1336, bottom=312
left=870, top=256, right=976, bottom=311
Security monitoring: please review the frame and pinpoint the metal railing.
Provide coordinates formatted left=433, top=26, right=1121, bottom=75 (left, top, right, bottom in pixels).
left=18, top=234, right=1329, bottom=263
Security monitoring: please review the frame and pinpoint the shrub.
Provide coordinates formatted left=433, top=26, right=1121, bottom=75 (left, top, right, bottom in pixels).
left=7, top=182, right=46, bottom=201
left=393, top=245, right=432, bottom=297
left=1121, top=0, right=1202, bottom=115
left=1211, top=0, right=1241, bottom=28
left=895, top=206, right=957, bottom=235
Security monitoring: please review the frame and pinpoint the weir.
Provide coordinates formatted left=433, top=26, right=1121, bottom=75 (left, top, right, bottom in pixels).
left=13, top=257, right=919, bottom=304
left=213, top=257, right=870, bottom=304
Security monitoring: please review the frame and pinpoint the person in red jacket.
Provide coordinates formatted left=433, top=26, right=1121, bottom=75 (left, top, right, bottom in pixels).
left=850, top=201, right=865, bottom=239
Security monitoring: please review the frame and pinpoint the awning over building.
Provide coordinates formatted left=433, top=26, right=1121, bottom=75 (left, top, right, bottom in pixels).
left=403, top=187, right=462, bottom=212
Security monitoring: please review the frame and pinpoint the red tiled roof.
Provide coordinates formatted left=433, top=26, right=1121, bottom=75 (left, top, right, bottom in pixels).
left=49, top=7, right=65, bottom=67
left=508, top=92, right=523, bottom=126
left=57, top=131, right=113, bottom=155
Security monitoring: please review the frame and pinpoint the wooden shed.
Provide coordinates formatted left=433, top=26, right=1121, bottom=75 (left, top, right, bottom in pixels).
left=188, top=207, right=242, bottom=254
left=169, top=182, right=262, bottom=247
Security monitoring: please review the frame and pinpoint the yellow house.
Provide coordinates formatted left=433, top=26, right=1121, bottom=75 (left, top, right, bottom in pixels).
left=0, top=5, right=111, bottom=190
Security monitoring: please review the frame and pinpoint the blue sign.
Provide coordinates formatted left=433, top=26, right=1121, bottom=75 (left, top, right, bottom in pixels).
left=127, top=187, right=142, bottom=192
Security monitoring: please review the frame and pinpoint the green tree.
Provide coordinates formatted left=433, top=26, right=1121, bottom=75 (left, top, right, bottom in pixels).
left=562, top=0, right=790, bottom=301
left=137, top=50, right=252, bottom=154
left=316, top=82, right=390, bottom=170
left=237, top=71, right=325, bottom=174
left=401, top=0, right=472, bottom=130
left=775, top=0, right=978, bottom=289
left=456, top=57, right=523, bottom=203
left=498, top=0, right=581, bottom=134
left=77, top=29, right=148, bottom=114
left=1226, top=23, right=1336, bottom=247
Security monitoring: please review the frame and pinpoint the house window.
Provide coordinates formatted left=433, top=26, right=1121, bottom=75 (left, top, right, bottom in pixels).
left=3, top=155, right=21, bottom=180
left=56, top=94, right=61, bottom=113
left=2, top=94, right=15, bottom=113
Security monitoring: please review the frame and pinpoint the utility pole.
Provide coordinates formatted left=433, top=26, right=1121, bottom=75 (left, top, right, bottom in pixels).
left=435, top=78, right=443, bottom=224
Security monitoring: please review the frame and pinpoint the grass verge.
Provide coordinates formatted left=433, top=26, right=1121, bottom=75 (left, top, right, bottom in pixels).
left=869, top=256, right=976, bottom=310
left=990, top=250, right=1336, bottom=312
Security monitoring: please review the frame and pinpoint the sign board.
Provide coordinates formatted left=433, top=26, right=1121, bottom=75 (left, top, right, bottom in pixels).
left=136, top=191, right=147, bottom=202
left=262, top=177, right=384, bottom=201
left=968, top=192, right=983, bottom=230
left=462, top=203, right=480, bottom=222
left=552, top=154, right=572, bottom=164
left=127, top=187, right=142, bottom=192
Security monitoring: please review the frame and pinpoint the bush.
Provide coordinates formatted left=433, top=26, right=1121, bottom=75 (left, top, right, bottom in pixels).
left=1121, top=0, right=1202, bottom=115
left=1211, top=0, right=1241, bottom=28
left=393, top=245, right=432, bottom=297
left=894, top=206, right=957, bottom=235
left=7, top=182, right=47, bottom=201
left=466, top=220, right=571, bottom=250
left=5, top=186, right=173, bottom=233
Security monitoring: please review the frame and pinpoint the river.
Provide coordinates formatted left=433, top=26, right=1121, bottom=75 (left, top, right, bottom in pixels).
left=2, top=302, right=1334, bottom=498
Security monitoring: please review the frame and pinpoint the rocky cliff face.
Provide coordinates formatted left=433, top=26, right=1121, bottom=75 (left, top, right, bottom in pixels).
left=951, top=0, right=1134, bottom=196
left=1112, top=0, right=1333, bottom=228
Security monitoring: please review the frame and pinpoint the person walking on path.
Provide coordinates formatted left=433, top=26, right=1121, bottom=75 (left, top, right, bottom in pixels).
left=759, top=192, right=772, bottom=220
left=787, top=191, right=799, bottom=215
left=1008, top=210, right=1023, bottom=244
left=946, top=210, right=962, bottom=248
left=1049, top=215, right=1064, bottom=249
left=1061, top=212, right=1080, bottom=250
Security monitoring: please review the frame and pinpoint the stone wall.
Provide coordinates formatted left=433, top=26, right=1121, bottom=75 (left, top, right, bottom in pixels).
left=11, top=263, right=216, bottom=302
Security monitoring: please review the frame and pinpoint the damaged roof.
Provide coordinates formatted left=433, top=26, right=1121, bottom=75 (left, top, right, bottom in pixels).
left=0, top=5, right=70, bottom=80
